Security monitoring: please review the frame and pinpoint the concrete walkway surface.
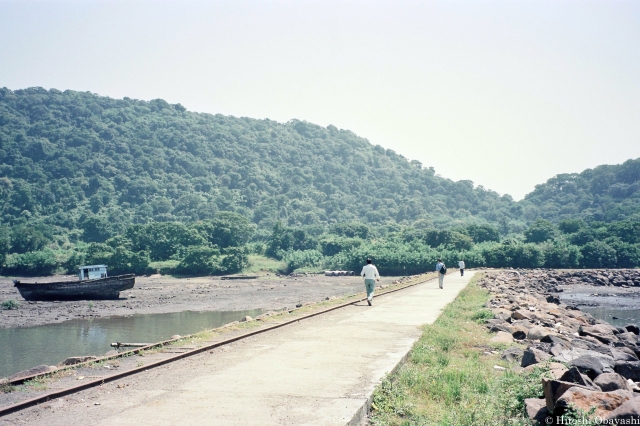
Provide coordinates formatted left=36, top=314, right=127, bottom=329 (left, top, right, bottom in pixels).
left=7, top=271, right=475, bottom=426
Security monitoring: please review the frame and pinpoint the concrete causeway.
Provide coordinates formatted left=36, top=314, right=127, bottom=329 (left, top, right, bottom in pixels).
left=7, top=272, right=475, bottom=426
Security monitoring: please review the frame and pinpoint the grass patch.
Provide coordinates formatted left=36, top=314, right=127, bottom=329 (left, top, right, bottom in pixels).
left=0, top=382, right=16, bottom=393
left=371, top=274, right=550, bottom=426
left=149, top=260, right=180, bottom=275
left=1, top=299, right=20, bottom=310
left=244, top=255, right=286, bottom=274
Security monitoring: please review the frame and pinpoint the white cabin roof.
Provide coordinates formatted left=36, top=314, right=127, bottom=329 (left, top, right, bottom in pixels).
left=78, top=265, right=108, bottom=269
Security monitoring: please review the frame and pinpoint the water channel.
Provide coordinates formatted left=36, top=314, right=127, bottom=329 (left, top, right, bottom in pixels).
left=0, top=308, right=263, bottom=379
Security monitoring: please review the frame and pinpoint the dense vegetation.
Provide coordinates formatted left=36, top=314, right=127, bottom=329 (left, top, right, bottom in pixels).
left=523, top=159, right=640, bottom=222
left=0, top=87, right=639, bottom=276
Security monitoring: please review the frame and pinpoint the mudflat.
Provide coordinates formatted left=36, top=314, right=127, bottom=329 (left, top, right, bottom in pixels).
left=0, top=274, right=399, bottom=329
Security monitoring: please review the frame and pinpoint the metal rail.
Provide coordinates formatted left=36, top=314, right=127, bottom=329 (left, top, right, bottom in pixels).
left=0, top=272, right=442, bottom=417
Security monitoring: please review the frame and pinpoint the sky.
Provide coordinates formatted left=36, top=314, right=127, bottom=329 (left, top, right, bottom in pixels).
left=1, top=1, right=639, bottom=200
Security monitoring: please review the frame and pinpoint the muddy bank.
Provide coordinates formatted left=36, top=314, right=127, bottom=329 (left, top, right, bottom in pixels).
left=481, top=269, right=640, bottom=423
left=0, top=273, right=400, bottom=329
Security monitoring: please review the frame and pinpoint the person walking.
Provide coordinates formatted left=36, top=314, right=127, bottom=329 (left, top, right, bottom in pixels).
left=360, top=258, right=380, bottom=306
left=458, top=259, right=465, bottom=276
left=436, top=258, right=446, bottom=289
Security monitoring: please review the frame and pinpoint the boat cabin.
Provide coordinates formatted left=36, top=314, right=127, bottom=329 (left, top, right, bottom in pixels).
left=79, top=265, right=108, bottom=281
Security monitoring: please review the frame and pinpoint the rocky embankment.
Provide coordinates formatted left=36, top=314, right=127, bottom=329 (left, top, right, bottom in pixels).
left=481, top=269, right=640, bottom=423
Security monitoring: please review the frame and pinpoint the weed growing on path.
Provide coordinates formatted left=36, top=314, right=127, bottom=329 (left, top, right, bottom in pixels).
left=370, top=274, right=550, bottom=426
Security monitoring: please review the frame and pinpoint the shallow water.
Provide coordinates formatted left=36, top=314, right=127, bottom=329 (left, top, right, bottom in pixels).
left=580, top=306, right=640, bottom=328
left=0, top=308, right=262, bottom=379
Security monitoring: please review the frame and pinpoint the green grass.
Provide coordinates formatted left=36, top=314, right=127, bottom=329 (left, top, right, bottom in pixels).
left=243, top=255, right=286, bottom=274
left=1, top=299, right=20, bottom=310
left=370, top=274, right=551, bottom=426
left=149, top=260, right=180, bottom=274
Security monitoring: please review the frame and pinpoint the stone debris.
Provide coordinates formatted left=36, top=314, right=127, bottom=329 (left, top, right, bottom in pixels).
left=479, top=269, right=640, bottom=422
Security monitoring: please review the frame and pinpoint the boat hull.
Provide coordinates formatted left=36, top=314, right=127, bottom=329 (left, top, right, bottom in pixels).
left=14, top=274, right=135, bottom=301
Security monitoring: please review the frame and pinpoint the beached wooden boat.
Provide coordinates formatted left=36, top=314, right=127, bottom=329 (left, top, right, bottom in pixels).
left=13, top=274, right=135, bottom=301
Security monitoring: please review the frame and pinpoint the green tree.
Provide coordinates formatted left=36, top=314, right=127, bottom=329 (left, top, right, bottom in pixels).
left=175, top=246, right=221, bottom=276
left=580, top=241, right=617, bottom=268
left=81, top=216, right=115, bottom=243
left=558, top=218, right=586, bottom=234
left=610, top=242, right=640, bottom=268
left=3, top=249, right=59, bottom=276
left=0, top=226, right=11, bottom=265
left=220, top=246, right=250, bottom=274
left=319, top=236, right=362, bottom=256
left=126, top=222, right=206, bottom=260
left=192, top=212, right=255, bottom=248
left=524, top=219, right=556, bottom=243
left=10, top=225, right=49, bottom=253
left=461, top=224, right=500, bottom=243
left=329, top=223, right=372, bottom=239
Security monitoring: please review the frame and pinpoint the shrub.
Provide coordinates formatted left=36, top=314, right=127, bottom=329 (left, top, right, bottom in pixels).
left=2, top=250, right=59, bottom=276
left=174, top=246, right=221, bottom=276
left=1, top=300, right=20, bottom=310
left=581, top=241, right=617, bottom=268
left=283, top=249, right=324, bottom=273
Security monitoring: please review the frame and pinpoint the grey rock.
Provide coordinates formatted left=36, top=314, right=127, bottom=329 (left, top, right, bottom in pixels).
left=524, top=398, right=549, bottom=423
left=8, top=365, right=57, bottom=381
left=58, top=356, right=98, bottom=367
left=527, top=326, right=550, bottom=341
left=501, top=347, right=524, bottom=363
left=612, top=347, right=639, bottom=362
left=521, top=348, right=552, bottom=368
left=624, top=324, right=640, bottom=335
left=558, top=367, right=597, bottom=389
left=614, top=361, right=640, bottom=381
left=594, top=372, right=633, bottom=392
left=490, top=331, right=514, bottom=344
left=567, top=356, right=604, bottom=380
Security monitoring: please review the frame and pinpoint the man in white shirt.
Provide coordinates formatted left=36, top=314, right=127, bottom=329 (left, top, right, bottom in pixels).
left=360, top=258, right=380, bottom=306
left=435, top=259, right=445, bottom=289
left=459, top=260, right=465, bottom=276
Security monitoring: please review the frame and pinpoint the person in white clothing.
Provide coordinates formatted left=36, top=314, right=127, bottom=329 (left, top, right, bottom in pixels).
left=459, top=260, right=465, bottom=276
left=435, top=259, right=445, bottom=289
left=360, top=258, right=380, bottom=306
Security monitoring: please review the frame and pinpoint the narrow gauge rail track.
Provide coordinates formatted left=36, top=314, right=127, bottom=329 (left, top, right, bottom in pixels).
left=0, top=272, right=443, bottom=417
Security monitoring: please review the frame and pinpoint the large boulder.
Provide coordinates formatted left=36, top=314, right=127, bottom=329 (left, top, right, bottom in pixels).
left=527, top=326, right=551, bottom=341
left=490, top=331, right=514, bottom=344
left=612, top=347, right=639, bottom=362
left=541, top=334, right=571, bottom=347
left=542, top=379, right=590, bottom=411
left=521, top=348, right=552, bottom=368
left=567, top=356, right=605, bottom=379
left=594, top=372, right=633, bottom=392
left=559, top=367, right=597, bottom=389
left=512, top=310, right=533, bottom=321
left=618, top=333, right=640, bottom=347
left=614, top=361, right=640, bottom=381
left=524, top=398, right=549, bottom=424
left=555, top=387, right=633, bottom=418
left=579, top=324, right=618, bottom=345
left=624, top=324, right=640, bottom=335
left=605, top=398, right=640, bottom=422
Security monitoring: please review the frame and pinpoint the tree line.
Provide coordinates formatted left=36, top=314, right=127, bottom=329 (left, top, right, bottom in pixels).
left=0, top=87, right=639, bottom=276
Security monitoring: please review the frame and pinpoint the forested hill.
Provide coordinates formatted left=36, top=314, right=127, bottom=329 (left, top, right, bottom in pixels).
left=522, top=159, right=640, bottom=223
left=0, top=87, right=519, bottom=240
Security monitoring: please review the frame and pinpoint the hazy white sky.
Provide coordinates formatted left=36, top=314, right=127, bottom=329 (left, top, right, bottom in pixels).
left=1, top=1, right=639, bottom=200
